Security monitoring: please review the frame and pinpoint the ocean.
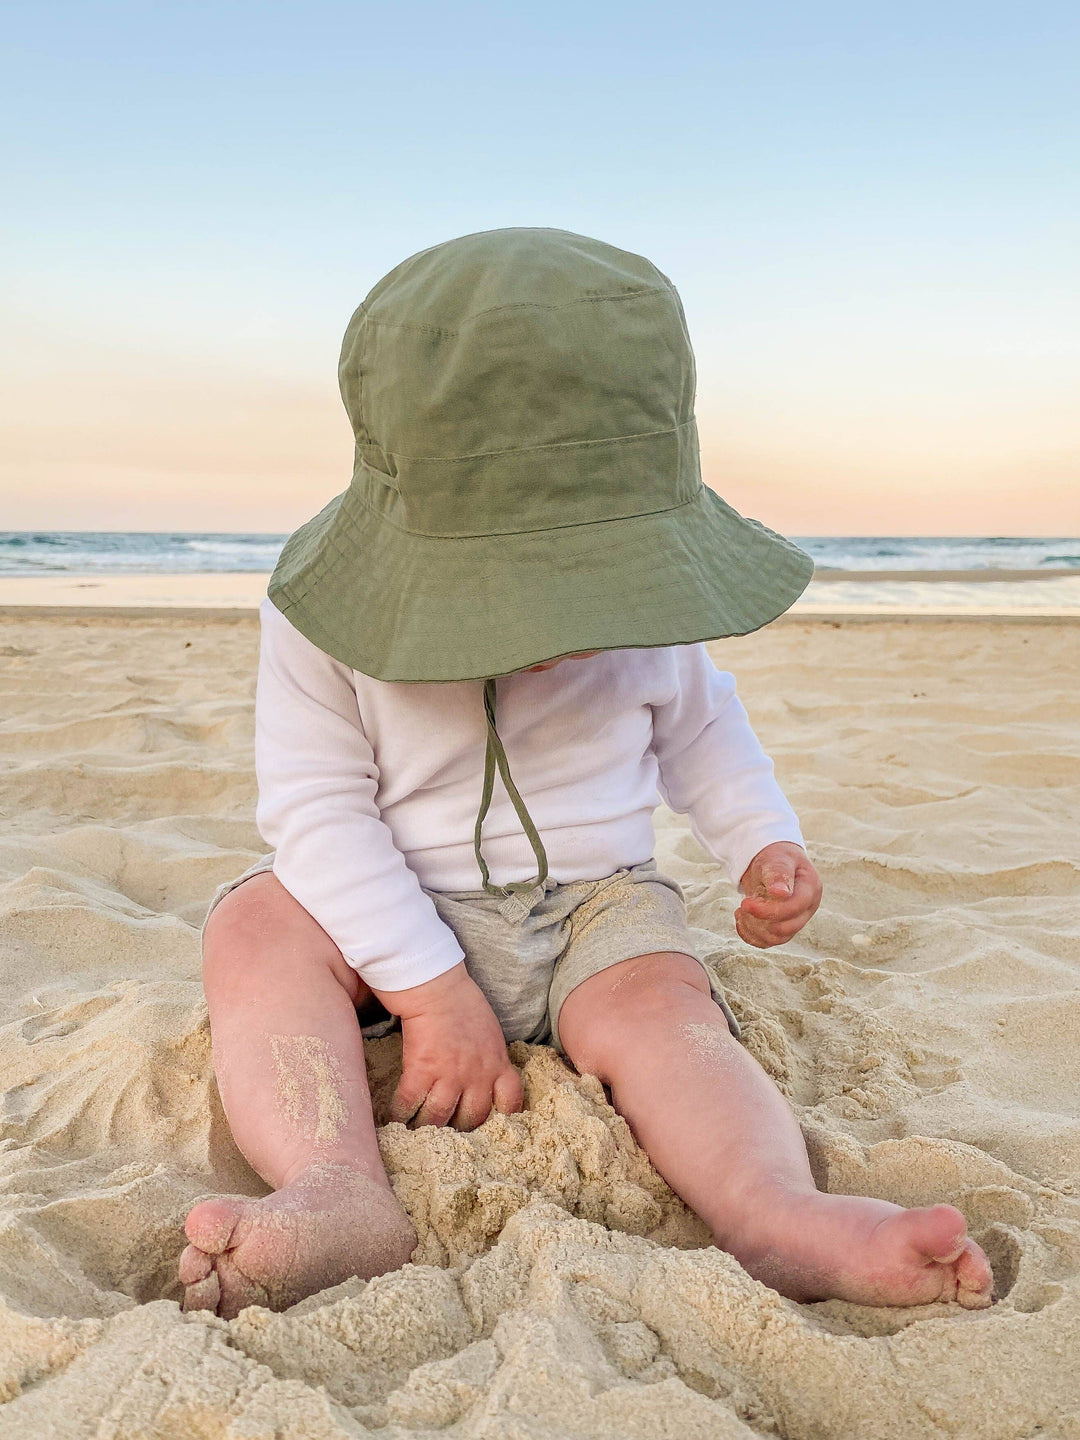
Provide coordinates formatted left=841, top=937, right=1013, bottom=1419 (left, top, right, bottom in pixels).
left=0, top=532, right=286, bottom=575
left=0, top=533, right=1078, bottom=613
left=0, top=532, right=1077, bottom=577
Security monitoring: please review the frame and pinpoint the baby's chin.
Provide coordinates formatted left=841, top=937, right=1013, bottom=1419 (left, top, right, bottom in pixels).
left=522, top=650, right=600, bottom=674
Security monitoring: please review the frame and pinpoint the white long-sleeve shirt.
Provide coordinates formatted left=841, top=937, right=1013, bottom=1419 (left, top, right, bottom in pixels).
left=254, top=597, right=804, bottom=992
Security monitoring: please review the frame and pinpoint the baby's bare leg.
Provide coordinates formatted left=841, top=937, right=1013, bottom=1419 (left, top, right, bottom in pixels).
left=558, top=952, right=994, bottom=1308
left=180, top=873, right=416, bottom=1318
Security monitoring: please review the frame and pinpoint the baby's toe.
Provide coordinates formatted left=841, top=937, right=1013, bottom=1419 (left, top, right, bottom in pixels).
left=184, top=1197, right=247, bottom=1255
left=213, top=1253, right=270, bottom=1321
left=182, top=1269, right=221, bottom=1314
left=178, top=1243, right=213, bottom=1286
left=893, top=1202, right=968, bottom=1269
left=955, top=1238, right=996, bottom=1309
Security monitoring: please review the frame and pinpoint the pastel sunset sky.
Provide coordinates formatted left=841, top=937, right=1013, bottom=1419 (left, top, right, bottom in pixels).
left=2, top=2, right=1077, bottom=535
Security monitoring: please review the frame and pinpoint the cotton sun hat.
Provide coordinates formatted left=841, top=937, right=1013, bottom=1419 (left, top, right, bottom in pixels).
left=268, top=226, right=814, bottom=918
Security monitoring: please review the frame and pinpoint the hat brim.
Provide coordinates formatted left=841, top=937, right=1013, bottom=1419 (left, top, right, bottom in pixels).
left=267, top=482, right=814, bottom=682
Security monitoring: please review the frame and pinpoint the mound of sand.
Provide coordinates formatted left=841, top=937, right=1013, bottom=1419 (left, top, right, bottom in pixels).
left=0, top=611, right=1076, bottom=1438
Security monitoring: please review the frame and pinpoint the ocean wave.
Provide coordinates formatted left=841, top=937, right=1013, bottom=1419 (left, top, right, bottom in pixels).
left=0, top=532, right=288, bottom=576
left=796, top=536, right=1080, bottom=572
left=185, top=539, right=283, bottom=555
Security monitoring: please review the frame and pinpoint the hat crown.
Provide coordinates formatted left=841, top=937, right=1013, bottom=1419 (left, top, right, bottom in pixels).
left=338, top=227, right=700, bottom=537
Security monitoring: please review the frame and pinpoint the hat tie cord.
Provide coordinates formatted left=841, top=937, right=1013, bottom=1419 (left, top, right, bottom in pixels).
left=474, top=677, right=550, bottom=922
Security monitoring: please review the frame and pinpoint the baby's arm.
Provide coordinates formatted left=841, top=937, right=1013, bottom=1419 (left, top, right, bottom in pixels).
left=650, top=645, right=821, bottom=947
left=255, top=599, right=519, bottom=1127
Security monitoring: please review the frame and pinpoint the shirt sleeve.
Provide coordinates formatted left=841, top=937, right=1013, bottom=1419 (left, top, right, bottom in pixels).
left=253, top=598, right=465, bottom=992
left=649, top=643, right=805, bottom=889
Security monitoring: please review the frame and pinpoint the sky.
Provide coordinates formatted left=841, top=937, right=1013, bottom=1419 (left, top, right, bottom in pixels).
left=2, top=1, right=1077, bottom=536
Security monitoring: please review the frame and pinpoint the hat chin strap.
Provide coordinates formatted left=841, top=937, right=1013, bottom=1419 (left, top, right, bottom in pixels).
left=474, top=677, right=550, bottom=922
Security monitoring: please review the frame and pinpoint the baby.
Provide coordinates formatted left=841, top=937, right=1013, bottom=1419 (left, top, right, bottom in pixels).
left=180, top=228, right=994, bottom=1319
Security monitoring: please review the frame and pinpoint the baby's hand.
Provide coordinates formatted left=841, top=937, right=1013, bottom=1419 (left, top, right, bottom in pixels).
left=372, top=963, right=523, bottom=1131
left=735, top=842, right=822, bottom=949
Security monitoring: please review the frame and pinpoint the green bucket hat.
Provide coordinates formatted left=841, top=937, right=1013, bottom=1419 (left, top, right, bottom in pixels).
left=269, top=227, right=813, bottom=919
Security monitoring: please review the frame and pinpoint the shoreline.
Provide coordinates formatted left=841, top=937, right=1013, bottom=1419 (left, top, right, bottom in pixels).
left=0, top=568, right=1078, bottom=620
left=812, top=566, right=1078, bottom=581
left=1, top=607, right=1078, bottom=628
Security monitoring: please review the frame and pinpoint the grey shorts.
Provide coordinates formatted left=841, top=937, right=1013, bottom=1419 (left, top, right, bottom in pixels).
left=202, top=855, right=741, bottom=1052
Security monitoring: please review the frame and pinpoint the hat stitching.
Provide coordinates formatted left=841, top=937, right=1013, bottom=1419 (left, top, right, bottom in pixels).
left=274, top=485, right=790, bottom=613
left=282, top=483, right=800, bottom=584
left=273, top=490, right=759, bottom=637
left=344, top=478, right=702, bottom=542
left=269, top=486, right=812, bottom=667
left=364, top=417, right=696, bottom=467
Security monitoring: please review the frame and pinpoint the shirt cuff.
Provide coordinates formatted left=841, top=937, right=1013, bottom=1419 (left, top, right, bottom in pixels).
left=722, top=823, right=807, bottom=892
left=343, top=930, right=466, bottom=993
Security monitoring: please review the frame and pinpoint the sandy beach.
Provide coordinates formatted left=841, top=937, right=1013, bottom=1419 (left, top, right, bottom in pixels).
left=0, top=607, right=1077, bottom=1437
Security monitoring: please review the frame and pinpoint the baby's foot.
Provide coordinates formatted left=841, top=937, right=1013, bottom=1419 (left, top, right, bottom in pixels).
left=179, top=1161, right=417, bottom=1319
left=723, top=1190, right=995, bottom=1309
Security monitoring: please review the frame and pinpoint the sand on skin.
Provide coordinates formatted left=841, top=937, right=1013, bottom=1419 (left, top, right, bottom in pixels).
left=0, top=610, right=1077, bottom=1438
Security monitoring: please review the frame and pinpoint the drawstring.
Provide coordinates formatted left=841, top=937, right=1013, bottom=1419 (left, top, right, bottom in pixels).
left=474, top=677, right=550, bottom=922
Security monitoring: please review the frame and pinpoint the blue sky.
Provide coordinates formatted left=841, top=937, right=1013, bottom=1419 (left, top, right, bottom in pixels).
left=2, top=1, right=1077, bottom=533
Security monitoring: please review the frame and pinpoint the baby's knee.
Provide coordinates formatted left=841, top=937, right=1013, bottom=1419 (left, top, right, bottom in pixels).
left=201, top=875, right=351, bottom=999
left=202, top=886, right=269, bottom=998
left=600, top=951, right=711, bottom=1018
left=559, top=952, right=712, bottom=1076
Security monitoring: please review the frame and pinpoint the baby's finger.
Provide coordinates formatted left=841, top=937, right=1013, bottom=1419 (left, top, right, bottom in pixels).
left=739, top=872, right=818, bottom=922
left=765, top=914, right=808, bottom=942
left=760, top=875, right=796, bottom=901
left=735, top=911, right=771, bottom=949
left=736, top=909, right=803, bottom=949
left=451, top=1085, right=496, bottom=1132
left=737, top=909, right=808, bottom=946
left=738, top=895, right=800, bottom=925
left=412, top=1082, right=462, bottom=1128
left=389, top=1071, right=433, bottom=1125
left=493, top=1067, right=524, bottom=1116
left=753, top=857, right=797, bottom=898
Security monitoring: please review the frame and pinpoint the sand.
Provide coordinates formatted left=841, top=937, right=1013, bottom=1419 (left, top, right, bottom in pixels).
left=0, top=610, right=1077, bottom=1438
left=0, top=572, right=273, bottom=610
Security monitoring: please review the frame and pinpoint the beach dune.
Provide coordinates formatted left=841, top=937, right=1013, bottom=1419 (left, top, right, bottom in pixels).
left=0, top=610, right=1077, bottom=1438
